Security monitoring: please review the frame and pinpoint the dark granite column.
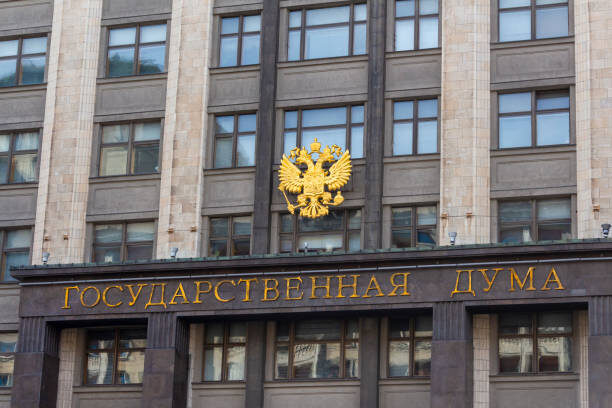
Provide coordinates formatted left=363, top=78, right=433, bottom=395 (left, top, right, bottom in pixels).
left=364, top=0, right=386, bottom=249
left=11, top=317, right=60, bottom=408
left=141, top=313, right=189, bottom=408
left=430, top=302, right=473, bottom=408
left=244, top=321, right=266, bottom=408
left=588, top=296, right=612, bottom=408
left=360, top=317, right=380, bottom=408
left=252, top=0, right=280, bottom=255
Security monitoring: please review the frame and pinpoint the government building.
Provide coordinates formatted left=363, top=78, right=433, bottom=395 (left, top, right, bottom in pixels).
left=0, top=0, right=611, bottom=407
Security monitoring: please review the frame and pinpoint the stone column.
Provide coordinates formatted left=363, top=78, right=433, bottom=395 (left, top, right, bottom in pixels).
left=32, top=0, right=103, bottom=265
left=55, top=328, right=80, bottom=408
left=157, top=0, right=213, bottom=258
left=141, top=313, right=190, bottom=408
left=588, top=296, right=612, bottom=408
left=359, top=317, right=380, bottom=408
left=473, top=314, right=490, bottom=408
left=11, top=317, right=60, bottom=408
left=431, top=302, right=472, bottom=408
left=439, top=0, right=490, bottom=245
left=578, top=310, right=589, bottom=408
left=245, top=321, right=266, bottom=408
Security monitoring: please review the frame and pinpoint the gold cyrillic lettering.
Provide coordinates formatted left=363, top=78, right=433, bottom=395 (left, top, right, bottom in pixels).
left=125, top=283, right=148, bottom=306
left=450, top=270, right=476, bottom=298
left=541, top=267, right=565, bottom=291
left=285, top=277, right=303, bottom=300
left=362, top=276, right=385, bottom=298
left=102, top=285, right=123, bottom=308
left=509, top=267, right=536, bottom=292
left=336, top=275, right=360, bottom=299
left=310, top=276, right=332, bottom=299
left=193, top=281, right=212, bottom=304
left=214, top=280, right=236, bottom=303
left=389, top=272, right=411, bottom=297
left=169, top=282, right=190, bottom=305
left=481, top=268, right=503, bottom=293
left=262, top=278, right=280, bottom=301
left=238, top=278, right=258, bottom=302
left=80, top=286, right=101, bottom=308
left=62, top=286, right=79, bottom=309
left=145, top=283, right=167, bottom=309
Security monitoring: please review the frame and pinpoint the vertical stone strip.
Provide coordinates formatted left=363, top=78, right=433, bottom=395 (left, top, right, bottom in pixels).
left=439, top=0, right=490, bottom=245
left=588, top=296, right=612, bottom=408
left=473, top=315, right=489, bottom=408
left=245, top=321, right=266, bottom=408
left=578, top=310, right=589, bottom=408
left=359, top=317, right=380, bottom=408
left=56, top=329, right=78, bottom=408
left=157, top=0, right=213, bottom=258
left=32, top=0, right=103, bottom=264
left=575, top=0, right=612, bottom=238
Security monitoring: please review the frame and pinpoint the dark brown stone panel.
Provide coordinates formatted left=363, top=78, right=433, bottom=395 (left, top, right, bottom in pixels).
left=359, top=317, right=380, bottom=408
left=245, top=321, right=266, bottom=408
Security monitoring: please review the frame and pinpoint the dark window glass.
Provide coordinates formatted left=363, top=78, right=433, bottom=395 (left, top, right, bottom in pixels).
left=93, top=222, right=155, bottom=263
left=1, top=229, right=31, bottom=281
left=219, top=15, right=261, bottom=67
left=203, top=322, right=247, bottom=382
left=499, top=198, right=571, bottom=243
left=209, top=216, right=251, bottom=257
left=99, top=121, right=161, bottom=176
left=395, top=0, right=440, bottom=51
left=388, top=315, right=432, bottom=377
left=0, top=131, right=39, bottom=184
left=108, top=24, right=166, bottom=77
left=213, top=114, right=256, bottom=168
left=0, top=36, right=47, bottom=87
left=391, top=206, right=437, bottom=248
left=393, top=99, right=438, bottom=155
left=499, top=0, right=568, bottom=42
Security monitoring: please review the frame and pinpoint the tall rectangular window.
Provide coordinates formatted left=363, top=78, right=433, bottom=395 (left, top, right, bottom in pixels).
left=213, top=114, right=256, bottom=168
left=284, top=105, right=364, bottom=159
left=85, top=328, right=146, bottom=385
left=395, top=0, right=439, bottom=51
left=0, top=36, right=47, bottom=87
left=391, top=206, right=437, bottom=248
left=498, top=90, right=570, bottom=149
left=499, top=0, right=569, bottom=42
left=498, top=198, right=571, bottom=243
left=0, top=131, right=39, bottom=184
left=0, top=333, right=17, bottom=387
left=275, top=319, right=359, bottom=380
left=107, top=24, right=167, bottom=77
left=99, top=122, right=161, bottom=176
left=1, top=229, right=31, bottom=282
left=388, top=315, right=432, bottom=377
left=93, top=222, right=155, bottom=263
left=498, top=312, right=572, bottom=373
left=219, top=15, right=261, bottom=67
left=209, top=216, right=251, bottom=257
left=203, top=322, right=247, bottom=382
left=288, top=3, right=367, bottom=61
left=393, top=99, right=438, bottom=155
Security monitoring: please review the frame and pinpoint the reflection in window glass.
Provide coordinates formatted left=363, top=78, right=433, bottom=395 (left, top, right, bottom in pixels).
left=389, top=315, right=432, bottom=377
left=93, top=222, right=154, bottom=263
left=214, top=114, right=257, bottom=168
left=209, top=216, right=251, bottom=257
left=220, top=15, right=261, bottom=67
left=204, top=322, right=247, bottom=382
left=281, top=210, right=361, bottom=253
left=108, top=24, right=166, bottom=77
left=499, top=0, right=568, bottom=42
left=0, top=37, right=46, bottom=87
left=100, top=122, right=161, bottom=176
left=393, top=99, right=438, bottom=155
left=395, top=0, right=439, bottom=51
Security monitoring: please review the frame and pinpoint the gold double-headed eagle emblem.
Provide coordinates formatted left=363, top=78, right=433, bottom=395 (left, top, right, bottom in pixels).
left=279, top=138, right=352, bottom=219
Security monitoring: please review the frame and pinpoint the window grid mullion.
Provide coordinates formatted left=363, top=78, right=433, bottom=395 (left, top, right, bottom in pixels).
left=233, top=115, right=239, bottom=167
left=300, top=9, right=306, bottom=60
left=112, top=329, right=120, bottom=384
left=415, top=0, right=420, bottom=50
left=413, top=100, right=418, bottom=156
left=531, top=199, right=538, bottom=241
left=16, top=38, right=23, bottom=86
left=237, top=16, right=244, bottom=67
left=7, top=133, right=14, bottom=183
left=340, top=320, right=346, bottom=378
left=349, top=5, right=355, bottom=57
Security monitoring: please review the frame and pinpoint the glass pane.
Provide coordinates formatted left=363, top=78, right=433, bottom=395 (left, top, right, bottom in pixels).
left=351, top=106, right=364, bottom=123
left=0, top=59, right=17, bottom=87
left=214, top=137, right=233, bottom=168
left=414, top=340, right=432, bottom=376
left=140, top=24, right=166, bottom=43
left=289, top=11, right=302, bottom=28
left=395, top=19, right=415, bottom=51
left=538, top=337, right=571, bottom=372
left=133, top=144, right=159, bottom=173
left=283, top=131, right=297, bottom=156
left=415, top=315, right=433, bottom=337
left=210, top=218, right=229, bottom=238
left=346, top=319, right=359, bottom=339
left=500, top=93, right=531, bottom=113
left=392, top=230, right=412, bottom=248
left=499, top=337, right=533, bottom=373
left=500, top=0, right=530, bottom=7
left=14, top=132, right=38, bottom=151
left=102, top=124, right=130, bottom=143
left=420, top=0, right=438, bottom=14
left=126, top=245, right=152, bottom=261
left=229, top=322, right=247, bottom=343
left=95, top=224, right=123, bottom=243
left=302, top=128, right=346, bottom=152
left=216, top=116, right=235, bottom=134
left=233, top=217, right=252, bottom=236
left=109, top=27, right=136, bottom=46
left=500, top=226, right=532, bottom=243
left=21, top=56, right=45, bottom=85
left=345, top=342, right=359, bottom=378
left=244, top=15, right=261, bottom=32
left=280, top=214, right=294, bottom=233
left=204, top=347, right=223, bottom=381
left=139, top=44, right=165, bottom=74
left=221, top=17, right=240, bottom=35
left=537, top=0, right=568, bottom=3
left=119, top=328, right=147, bottom=349
left=392, top=207, right=412, bottom=227
left=94, top=246, right=121, bottom=263
left=348, top=231, right=361, bottom=251
left=295, top=320, right=341, bottom=341
left=280, top=238, right=292, bottom=253
left=232, top=238, right=250, bottom=255
left=86, top=352, right=114, bottom=384
left=353, top=23, right=367, bottom=55
left=237, top=114, right=257, bottom=134
left=417, top=229, right=436, bottom=246
left=297, top=234, right=342, bottom=252
left=537, top=92, right=570, bottom=110
left=0, top=355, right=14, bottom=386
left=419, top=17, right=439, bottom=49
left=537, top=112, right=570, bottom=146
left=126, top=222, right=154, bottom=242
left=237, top=134, right=256, bottom=166
left=394, top=101, right=414, bottom=120
left=396, top=0, right=415, bottom=17
left=227, top=346, right=246, bottom=380
left=306, top=6, right=350, bottom=26
left=0, top=334, right=17, bottom=353
left=500, top=201, right=532, bottom=223
left=390, top=319, right=410, bottom=338
left=500, top=10, right=531, bottom=42
left=305, top=26, right=349, bottom=59
left=100, top=146, right=128, bottom=176
left=389, top=341, right=410, bottom=376
left=11, top=154, right=37, bottom=183
left=275, top=345, right=289, bottom=379
left=538, top=312, right=572, bottom=334
left=417, top=206, right=436, bottom=226
left=298, top=211, right=344, bottom=232
left=348, top=209, right=362, bottom=230
left=108, top=47, right=135, bottom=77
left=499, top=115, right=532, bottom=148
left=88, top=330, right=115, bottom=349
left=134, top=122, right=161, bottom=141
left=418, top=99, right=438, bottom=118
left=499, top=313, right=532, bottom=335
left=241, top=34, right=260, bottom=65
left=537, top=199, right=570, bottom=221
left=0, top=135, right=8, bottom=152
left=393, top=122, right=413, bottom=155
left=303, top=107, right=347, bottom=127
left=205, top=323, right=224, bottom=344
left=0, top=157, right=7, bottom=184
left=536, top=6, right=568, bottom=39
left=117, top=350, right=144, bottom=384
left=276, top=321, right=290, bottom=341
left=285, top=111, right=298, bottom=129
left=0, top=40, right=18, bottom=57
left=355, top=4, right=367, bottom=20
left=210, top=240, right=228, bottom=257
left=538, top=223, right=572, bottom=241
left=4, top=252, right=28, bottom=279
left=293, top=343, right=340, bottom=379
left=417, top=120, right=437, bottom=154
left=288, top=30, right=301, bottom=61
left=5, top=229, right=30, bottom=249
left=351, top=126, right=364, bottom=159
left=219, top=37, right=238, bottom=67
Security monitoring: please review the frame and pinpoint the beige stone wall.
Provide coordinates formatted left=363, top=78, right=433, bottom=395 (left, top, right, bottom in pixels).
left=473, top=314, right=490, bottom=408
left=32, top=0, right=103, bottom=264
left=439, top=0, right=491, bottom=245
left=156, top=0, right=213, bottom=259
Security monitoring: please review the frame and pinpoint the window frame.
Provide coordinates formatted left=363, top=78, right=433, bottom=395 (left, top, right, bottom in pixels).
left=0, top=34, right=48, bottom=87
left=208, top=215, right=252, bottom=257
left=202, top=321, right=248, bottom=383
left=217, top=13, right=262, bottom=67
left=0, top=129, right=40, bottom=185
left=497, top=0, right=570, bottom=43
left=390, top=205, right=438, bottom=249
left=391, top=97, right=440, bottom=156
left=0, top=228, right=32, bottom=282
left=393, top=0, right=441, bottom=51
left=92, top=221, right=156, bottom=263
left=387, top=315, right=432, bottom=378
left=212, top=113, right=257, bottom=169
left=105, top=22, right=169, bottom=78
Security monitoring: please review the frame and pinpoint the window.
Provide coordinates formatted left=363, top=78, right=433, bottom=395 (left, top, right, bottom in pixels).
left=288, top=3, right=367, bottom=61
left=85, top=328, right=146, bottom=385
left=498, top=90, right=570, bottom=149
left=498, top=312, right=572, bottom=373
left=394, top=0, right=439, bottom=51
left=99, top=122, right=161, bottom=176
left=0, top=36, right=47, bottom=87
left=203, top=322, right=247, bottom=381
left=280, top=209, right=361, bottom=253
left=498, top=0, right=569, bottom=42
left=1, top=229, right=31, bottom=282
left=393, top=99, right=438, bottom=155
left=213, top=114, right=256, bottom=168
left=391, top=206, right=437, bottom=248
left=219, top=15, right=261, bottom=67
left=498, top=198, right=571, bottom=243
left=284, top=106, right=364, bottom=159
left=209, top=216, right=251, bottom=257
left=0, top=131, right=39, bottom=184
left=275, top=319, right=359, bottom=379
left=0, top=333, right=16, bottom=387
left=107, top=24, right=167, bottom=77
left=93, top=222, right=155, bottom=263
left=388, top=315, right=432, bottom=377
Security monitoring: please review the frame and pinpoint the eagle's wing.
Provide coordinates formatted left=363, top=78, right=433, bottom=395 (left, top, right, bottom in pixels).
left=279, top=155, right=304, bottom=193
left=326, top=150, right=352, bottom=191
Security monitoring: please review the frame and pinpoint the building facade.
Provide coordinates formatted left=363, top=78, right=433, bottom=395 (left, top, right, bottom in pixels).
left=0, top=0, right=611, bottom=407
